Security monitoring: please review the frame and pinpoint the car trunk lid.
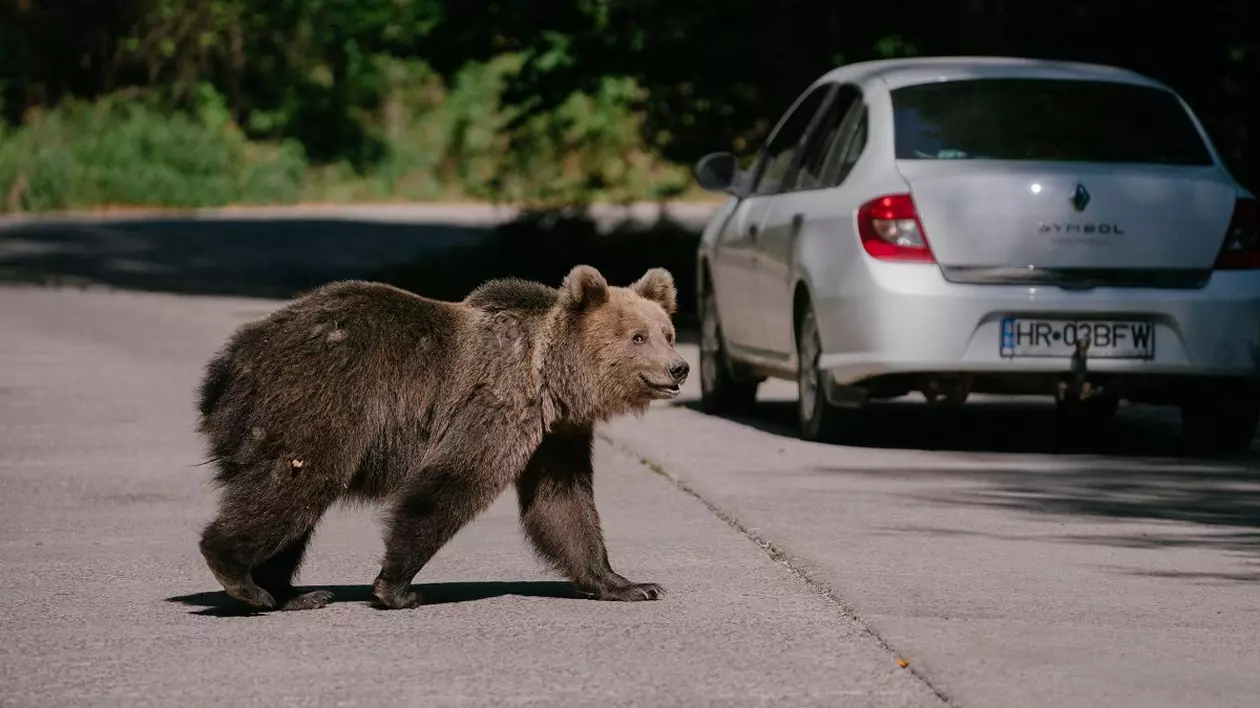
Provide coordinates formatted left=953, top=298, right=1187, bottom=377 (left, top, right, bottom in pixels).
left=888, top=76, right=1237, bottom=287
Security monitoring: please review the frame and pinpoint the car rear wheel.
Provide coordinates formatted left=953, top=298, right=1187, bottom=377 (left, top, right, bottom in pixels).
left=1180, top=393, right=1260, bottom=456
left=698, top=291, right=758, bottom=415
left=796, top=305, right=851, bottom=442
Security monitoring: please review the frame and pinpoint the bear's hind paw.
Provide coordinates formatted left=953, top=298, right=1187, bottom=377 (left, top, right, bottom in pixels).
left=373, top=578, right=423, bottom=610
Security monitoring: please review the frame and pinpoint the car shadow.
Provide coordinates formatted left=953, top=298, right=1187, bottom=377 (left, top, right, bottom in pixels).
left=677, top=397, right=1256, bottom=459
left=822, top=455, right=1260, bottom=565
left=677, top=394, right=1260, bottom=565
left=166, top=580, right=587, bottom=617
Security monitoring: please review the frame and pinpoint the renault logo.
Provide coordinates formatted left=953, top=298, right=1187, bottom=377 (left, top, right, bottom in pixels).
left=1070, top=184, right=1091, bottom=212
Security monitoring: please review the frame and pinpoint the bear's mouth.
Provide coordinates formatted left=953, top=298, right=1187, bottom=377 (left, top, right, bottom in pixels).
left=642, top=376, right=682, bottom=399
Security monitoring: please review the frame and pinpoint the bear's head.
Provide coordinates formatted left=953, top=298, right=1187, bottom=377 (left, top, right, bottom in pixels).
left=559, top=264, right=690, bottom=419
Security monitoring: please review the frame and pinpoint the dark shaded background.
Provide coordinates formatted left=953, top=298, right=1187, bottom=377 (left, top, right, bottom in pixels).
left=3, top=1, right=1255, bottom=190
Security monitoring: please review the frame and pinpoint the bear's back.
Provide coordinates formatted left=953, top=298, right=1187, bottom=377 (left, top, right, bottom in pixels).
left=203, top=279, right=464, bottom=427
left=464, top=277, right=559, bottom=314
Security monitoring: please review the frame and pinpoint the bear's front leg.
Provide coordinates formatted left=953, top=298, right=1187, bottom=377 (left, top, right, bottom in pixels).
left=515, top=426, right=664, bottom=602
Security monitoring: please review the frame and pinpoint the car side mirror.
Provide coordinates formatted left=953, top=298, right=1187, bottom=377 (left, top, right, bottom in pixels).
left=694, top=152, right=748, bottom=197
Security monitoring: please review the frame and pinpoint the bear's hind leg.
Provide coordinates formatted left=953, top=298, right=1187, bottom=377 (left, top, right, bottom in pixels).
left=200, top=519, right=282, bottom=610
left=200, top=469, right=339, bottom=611
left=516, top=426, right=663, bottom=602
left=250, top=530, right=335, bottom=611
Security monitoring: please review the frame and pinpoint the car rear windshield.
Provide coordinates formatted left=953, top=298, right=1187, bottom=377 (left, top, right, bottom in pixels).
left=891, top=78, right=1213, bottom=165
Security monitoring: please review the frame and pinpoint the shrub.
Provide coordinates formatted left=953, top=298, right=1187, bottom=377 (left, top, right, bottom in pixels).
left=0, top=86, right=307, bottom=213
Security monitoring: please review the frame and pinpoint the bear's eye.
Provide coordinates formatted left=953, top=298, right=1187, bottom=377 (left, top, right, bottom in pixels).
left=632, top=333, right=646, bottom=345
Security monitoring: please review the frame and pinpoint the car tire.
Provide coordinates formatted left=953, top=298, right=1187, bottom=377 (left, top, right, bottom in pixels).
left=698, top=290, right=759, bottom=415
left=796, top=304, right=851, bottom=442
left=1180, top=393, right=1260, bottom=456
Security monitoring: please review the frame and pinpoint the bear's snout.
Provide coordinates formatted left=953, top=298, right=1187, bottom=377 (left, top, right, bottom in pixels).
left=668, top=357, right=690, bottom=383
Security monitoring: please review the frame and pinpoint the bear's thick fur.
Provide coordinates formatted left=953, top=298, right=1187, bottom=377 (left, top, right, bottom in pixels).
left=195, top=264, right=689, bottom=611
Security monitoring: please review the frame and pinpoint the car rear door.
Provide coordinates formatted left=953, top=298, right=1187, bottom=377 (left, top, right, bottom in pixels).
left=755, top=83, right=866, bottom=358
left=708, top=192, right=764, bottom=350
left=723, top=82, right=837, bottom=357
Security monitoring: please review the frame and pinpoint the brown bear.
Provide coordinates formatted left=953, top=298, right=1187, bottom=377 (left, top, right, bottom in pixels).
left=194, top=264, right=689, bottom=611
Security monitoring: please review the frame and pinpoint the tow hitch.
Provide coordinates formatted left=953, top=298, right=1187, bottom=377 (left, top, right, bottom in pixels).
left=1056, top=337, right=1101, bottom=402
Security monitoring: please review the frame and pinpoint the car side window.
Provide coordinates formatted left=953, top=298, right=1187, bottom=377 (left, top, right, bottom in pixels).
left=789, top=85, right=860, bottom=192
left=749, top=85, right=833, bottom=197
left=820, top=102, right=868, bottom=187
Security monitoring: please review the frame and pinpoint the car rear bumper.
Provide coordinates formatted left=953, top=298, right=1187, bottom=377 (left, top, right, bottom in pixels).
left=814, top=261, right=1260, bottom=388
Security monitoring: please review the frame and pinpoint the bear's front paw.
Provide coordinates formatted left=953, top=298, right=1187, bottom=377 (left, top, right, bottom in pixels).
left=281, top=590, right=335, bottom=611
left=595, top=582, right=665, bottom=601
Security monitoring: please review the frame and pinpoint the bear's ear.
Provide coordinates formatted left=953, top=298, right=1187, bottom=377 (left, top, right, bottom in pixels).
left=561, top=264, right=609, bottom=309
left=630, top=267, right=677, bottom=315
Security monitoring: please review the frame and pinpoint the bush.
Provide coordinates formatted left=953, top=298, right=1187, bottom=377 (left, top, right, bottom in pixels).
left=0, top=58, right=706, bottom=212
left=0, top=86, right=307, bottom=213
left=300, top=56, right=698, bottom=208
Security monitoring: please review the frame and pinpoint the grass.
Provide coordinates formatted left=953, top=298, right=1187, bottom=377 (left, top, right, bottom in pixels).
left=0, top=89, right=308, bottom=213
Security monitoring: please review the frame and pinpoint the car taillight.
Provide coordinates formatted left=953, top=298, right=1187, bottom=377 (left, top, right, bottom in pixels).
left=1215, top=197, right=1260, bottom=270
left=856, top=194, right=935, bottom=263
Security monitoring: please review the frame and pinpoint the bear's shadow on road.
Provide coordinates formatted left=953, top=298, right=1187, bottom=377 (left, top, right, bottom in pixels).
left=167, top=580, right=586, bottom=617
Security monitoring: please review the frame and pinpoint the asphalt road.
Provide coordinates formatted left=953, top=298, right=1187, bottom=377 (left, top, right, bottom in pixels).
left=2, top=206, right=1259, bottom=707
left=610, top=378, right=1260, bottom=708
left=0, top=285, right=938, bottom=708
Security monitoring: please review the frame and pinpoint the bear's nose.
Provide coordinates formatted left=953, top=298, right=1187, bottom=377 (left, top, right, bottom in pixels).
left=669, top=358, right=690, bottom=382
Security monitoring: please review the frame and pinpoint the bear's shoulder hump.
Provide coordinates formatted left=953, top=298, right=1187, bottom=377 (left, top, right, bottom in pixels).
left=464, top=277, right=559, bottom=313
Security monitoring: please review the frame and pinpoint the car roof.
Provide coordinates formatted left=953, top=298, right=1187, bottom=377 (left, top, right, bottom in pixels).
left=818, top=56, right=1169, bottom=92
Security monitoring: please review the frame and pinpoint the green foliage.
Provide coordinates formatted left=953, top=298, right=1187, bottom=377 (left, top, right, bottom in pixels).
left=300, top=55, right=691, bottom=208
left=0, top=53, right=692, bottom=212
left=2, top=0, right=1257, bottom=210
left=0, top=86, right=307, bottom=212
left=430, top=2, right=1259, bottom=189
left=443, top=61, right=690, bottom=207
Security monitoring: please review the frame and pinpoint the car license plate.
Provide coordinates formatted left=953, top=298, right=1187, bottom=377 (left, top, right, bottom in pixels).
left=1000, top=318, right=1154, bottom=358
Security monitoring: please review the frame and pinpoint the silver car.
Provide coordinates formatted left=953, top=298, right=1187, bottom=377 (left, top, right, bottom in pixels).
left=692, top=56, right=1260, bottom=454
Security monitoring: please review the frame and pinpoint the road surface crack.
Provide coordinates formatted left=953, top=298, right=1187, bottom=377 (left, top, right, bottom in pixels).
left=600, top=433, right=956, bottom=707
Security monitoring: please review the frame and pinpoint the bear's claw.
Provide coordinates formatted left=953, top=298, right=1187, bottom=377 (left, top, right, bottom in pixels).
left=281, top=590, right=335, bottom=611
left=595, top=581, right=665, bottom=602
left=225, top=584, right=276, bottom=610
